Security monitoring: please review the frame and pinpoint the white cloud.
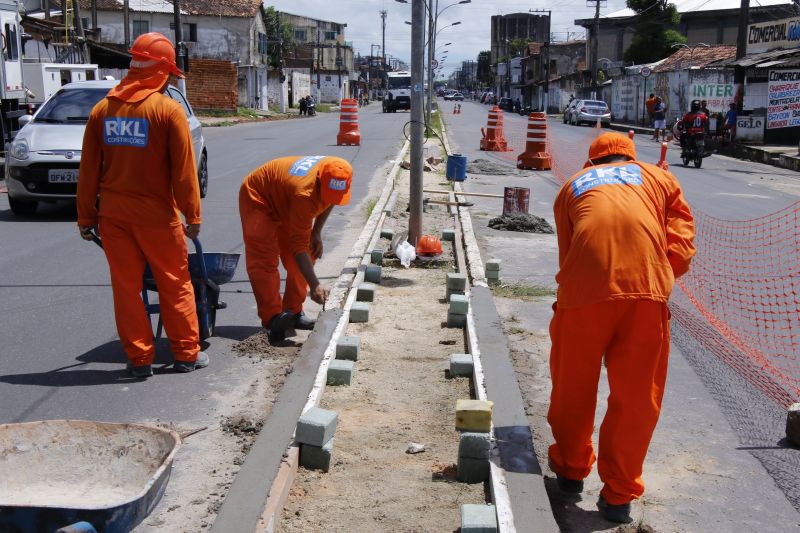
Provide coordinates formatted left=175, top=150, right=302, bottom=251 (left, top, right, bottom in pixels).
left=266, top=0, right=628, bottom=76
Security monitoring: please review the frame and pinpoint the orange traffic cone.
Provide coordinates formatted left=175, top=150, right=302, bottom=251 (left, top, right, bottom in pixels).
left=479, top=106, right=509, bottom=152
left=516, top=112, right=551, bottom=170
left=656, top=141, right=669, bottom=170
left=337, top=98, right=361, bottom=146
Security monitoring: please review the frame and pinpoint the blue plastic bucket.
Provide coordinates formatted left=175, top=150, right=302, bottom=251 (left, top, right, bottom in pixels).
left=446, top=154, right=467, bottom=181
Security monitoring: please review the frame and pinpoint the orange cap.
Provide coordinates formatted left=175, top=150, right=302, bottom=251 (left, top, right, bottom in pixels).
left=587, top=132, right=636, bottom=164
left=416, top=235, right=443, bottom=256
left=319, top=159, right=352, bottom=206
left=108, top=32, right=182, bottom=103
left=129, top=32, right=184, bottom=78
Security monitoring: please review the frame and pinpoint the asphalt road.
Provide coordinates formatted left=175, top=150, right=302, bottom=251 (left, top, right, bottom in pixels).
left=0, top=102, right=406, bottom=424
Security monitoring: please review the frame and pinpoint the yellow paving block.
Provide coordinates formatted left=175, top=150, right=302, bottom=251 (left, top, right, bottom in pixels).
left=456, top=399, right=494, bottom=432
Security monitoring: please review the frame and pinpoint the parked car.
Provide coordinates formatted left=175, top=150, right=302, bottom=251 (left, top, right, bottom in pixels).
left=444, top=92, right=464, bottom=101
left=498, top=97, right=514, bottom=112
left=565, top=99, right=611, bottom=127
left=5, top=80, right=209, bottom=216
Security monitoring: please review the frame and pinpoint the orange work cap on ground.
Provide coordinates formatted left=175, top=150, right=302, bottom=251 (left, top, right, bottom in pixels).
left=319, top=159, right=352, bottom=206
left=587, top=132, right=637, bottom=164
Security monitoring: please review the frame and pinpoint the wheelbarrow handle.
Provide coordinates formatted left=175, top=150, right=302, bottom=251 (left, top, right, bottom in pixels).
left=87, top=228, right=103, bottom=249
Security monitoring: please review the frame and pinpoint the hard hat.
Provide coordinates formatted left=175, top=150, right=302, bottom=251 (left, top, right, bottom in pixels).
left=690, top=100, right=701, bottom=113
left=129, top=32, right=183, bottom=78
left=416, top=235, right=443, bottom=257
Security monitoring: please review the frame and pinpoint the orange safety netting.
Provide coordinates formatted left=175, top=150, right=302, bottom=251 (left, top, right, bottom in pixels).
left=543, top=119, right=800, bottom=407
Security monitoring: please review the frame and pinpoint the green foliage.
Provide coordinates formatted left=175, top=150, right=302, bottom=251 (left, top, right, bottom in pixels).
left=623, top=0, right=684, bottom=64
left=477, top=50, right=492, bottom=86
left=508, top=38, right=529, bottom=57
left=264, top=6, right=295, bottom=70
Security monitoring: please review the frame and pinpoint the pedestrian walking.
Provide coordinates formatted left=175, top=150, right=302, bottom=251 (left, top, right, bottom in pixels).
left=547, top=132, right=695, bottom=523
left=652, top=97, right=666, bottom=141
left=77, top=32, right=208, bottom=378
left=723, top=102, right=737, bottom=142
left=239, top=156, right=352, bottom=343
left=646, top=93, right=657, bottom=126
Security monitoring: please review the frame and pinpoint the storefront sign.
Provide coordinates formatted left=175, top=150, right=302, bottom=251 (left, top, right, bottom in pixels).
left=736, top=115, right=765, bottom=141
left=747, top=17, right=800, bottom=54
left=690, top=83, right=734, bottom=112
left=767, top=69, right=800, bottom=129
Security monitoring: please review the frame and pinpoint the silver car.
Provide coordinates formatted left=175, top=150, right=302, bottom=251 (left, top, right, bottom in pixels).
left=5, top=80, right=208, bottom=216
left=566, top=99, right=611, bottom=127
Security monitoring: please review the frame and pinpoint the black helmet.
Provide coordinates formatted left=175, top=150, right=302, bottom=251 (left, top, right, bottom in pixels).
left=690, top=100, right=701, bottom=113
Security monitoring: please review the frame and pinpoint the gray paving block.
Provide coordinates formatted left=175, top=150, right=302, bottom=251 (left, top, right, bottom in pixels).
left=380, top=228, right=394, bottom=240
left=336, top=335, right=360, bottom=361
left=485, top=270, right=500, bottom=281
left=447, top=273, right=467, bottom=291
left=364, top=265, right=382, bottom=284
left=296, top=407, right=337, bottom=447
left=299, top=438, right=334, bottom=472
left=327, top=359, right=355, bottom=386
left=442, top=228, right=456, bottom=242
left=449, top=353, right=474, bottom=377
left=460, top=504, right=498, bottom=532
left=447, top=312, right=467, bottom=328
left=457, top=456, right=490, bottom=483
left=787, top=403, right=800, bottom=447
left=357, top=282, right=376, bottom=302
left=349, top=302, right=370, bottom=323
left=449, top=294, right=470, bottom=315
left=458, top=432, right=491, bottom=459
left=485, top=258, right=502, bottom=272
left=370, top=248, right=384, bottom=265
left=446, top=288, right=466, bottom=300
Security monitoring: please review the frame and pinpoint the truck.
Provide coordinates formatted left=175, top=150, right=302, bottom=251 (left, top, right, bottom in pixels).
left=22, top=63, right=101, bottom=105
left=0, top=1, right=29, bottom=145
left=382, top=70, right=411, bottom=113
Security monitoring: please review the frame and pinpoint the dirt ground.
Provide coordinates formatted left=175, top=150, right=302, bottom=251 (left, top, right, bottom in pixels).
left=278, top=145, right=487, bottom=532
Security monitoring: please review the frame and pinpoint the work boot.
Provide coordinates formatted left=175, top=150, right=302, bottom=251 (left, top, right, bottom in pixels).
left=556, top=474, right=584, bottom=494
left=267, top=311, right=294, bottom=343
left=294, top=311, right=316, bottom=330
left=597, top=496, right=633, bottom=524
left=173, top=351, right=210, bottom=373
left=127, top=363, right=153, bottom=378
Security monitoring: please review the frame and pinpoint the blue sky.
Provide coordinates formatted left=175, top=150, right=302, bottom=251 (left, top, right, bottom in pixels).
left=267, top=0, right=629, bottom=76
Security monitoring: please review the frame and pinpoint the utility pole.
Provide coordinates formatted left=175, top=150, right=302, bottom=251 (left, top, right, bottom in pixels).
left=173, top=0, right=187, bottom=95
left=409, top=0, right=424, bottom=245
left=316, top=22, right=321, bottom=101
left=123, top=0, right=130, bottom=47
left=277, top=11, right=285, bottom=112
left=72, top=0, right=87, bottom=63
left=530, top=9, right=551, bottom=112
left=590, top=0, right=601, bottom=99
left=381, top=9, right=387, bottom=71
left=91, top=0, right=97, bottom=31
left=734, top=0, right=749, bottom=112
left=426, top=0, right=436, bottom=135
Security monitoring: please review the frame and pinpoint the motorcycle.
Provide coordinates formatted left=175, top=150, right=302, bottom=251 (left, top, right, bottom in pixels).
left=517, top=105, right=534, bottom=116
left=307, top=102, right=316, bottom=116
left=680, top=130, right=706, bottom=168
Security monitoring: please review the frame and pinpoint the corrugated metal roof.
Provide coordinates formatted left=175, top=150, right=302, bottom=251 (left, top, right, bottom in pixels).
left=604, top=0, right=791, bottom=18
left=709, top=47, right=800, bottom=67
left=75, top=0, right=261, bottom=18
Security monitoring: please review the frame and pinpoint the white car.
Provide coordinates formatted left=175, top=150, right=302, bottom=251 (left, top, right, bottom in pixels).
left=565, top=99, right=611, bottom=127
left=5, top=80, right=209, bottom=216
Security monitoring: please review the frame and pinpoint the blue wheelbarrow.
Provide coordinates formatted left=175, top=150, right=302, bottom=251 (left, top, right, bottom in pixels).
left=0, top=420, right=181, bottom=533
left=90, top=231, right=239, bottom=340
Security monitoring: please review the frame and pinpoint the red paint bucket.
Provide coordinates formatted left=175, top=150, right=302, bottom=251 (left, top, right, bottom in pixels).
left=503, top=187, right=530, bottom=215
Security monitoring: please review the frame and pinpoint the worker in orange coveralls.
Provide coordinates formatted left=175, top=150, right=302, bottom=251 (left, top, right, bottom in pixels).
left=239, top=156, right=352, bottom=343
left=548, top=132, right=695, bottom=523
left=77, top=32, right=207, bottom=378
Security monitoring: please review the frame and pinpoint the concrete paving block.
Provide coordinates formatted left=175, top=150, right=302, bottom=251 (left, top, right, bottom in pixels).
left=380, top=228, right=394, bottom=240
left=447, top=273, right=467, bottom=291
left=356, top=282, right=376, bottom=302
left=456, top=399, right=494, bottom=432
left=364, top=265, right=382, bottom=284
left=460, top=504, right=498, bottom=532
left=458, top=432, right=491, bottom=459
left=296, top=407, right=338, bottom=447
left=299, top=438, right=334, bottom=472
left=449, top=353, right=474, bottom=377
left=787, top=403, right=800, bottom=447
left=327, top=359, right=355, bottom=386
left=447, top=312, right=467, bottom=328
left=370, top=248, right=384, bottom=265
left=485, top=258, right=502, bottom=272
left=485, top=270, right=500, bottom=281
left=446, top=288, right=466, bottom=300
left=442, top=228, right=456, bottom=242
left=349, top=302, right=370, bottom=323
left=336, top=335, right=360, bottom=361
left=457, top=456, right=490, bottom=483
left=449, top=294, right=470, bottom=315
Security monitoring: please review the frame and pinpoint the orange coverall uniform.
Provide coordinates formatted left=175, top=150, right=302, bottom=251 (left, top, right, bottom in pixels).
left=548, top=159, right=695, bottom=505
left=239, top=156, right=338, bottom=327
left=77, top=88, right=201, bottom=367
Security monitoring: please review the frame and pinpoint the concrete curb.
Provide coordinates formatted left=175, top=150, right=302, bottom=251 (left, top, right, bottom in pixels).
left=441, top=118, right=559, bottom=533
left=234, top=138, right=410, bottom=532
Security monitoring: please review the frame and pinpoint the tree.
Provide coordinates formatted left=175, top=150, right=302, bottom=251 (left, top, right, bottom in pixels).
left=623, top=0, right=686, bottom=65
left=263, top=6, right=295, bottom=70
left=476, top=50, right=492, bottom=86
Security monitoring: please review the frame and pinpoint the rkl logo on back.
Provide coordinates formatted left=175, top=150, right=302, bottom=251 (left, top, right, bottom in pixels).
left=103, top=118, right=149, bottom=147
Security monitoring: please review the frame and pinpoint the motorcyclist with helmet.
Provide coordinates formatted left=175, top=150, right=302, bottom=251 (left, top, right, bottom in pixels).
left=679, top=100, right=708, bottom=149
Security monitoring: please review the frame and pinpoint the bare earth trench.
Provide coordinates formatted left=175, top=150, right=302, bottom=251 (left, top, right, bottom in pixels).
left=277, top=146, right=487, bottom=532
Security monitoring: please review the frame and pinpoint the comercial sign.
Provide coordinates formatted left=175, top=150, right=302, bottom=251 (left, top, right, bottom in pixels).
left=767, top=69, right=800, bottom=129
left=747, top=17, right=800, bottom=54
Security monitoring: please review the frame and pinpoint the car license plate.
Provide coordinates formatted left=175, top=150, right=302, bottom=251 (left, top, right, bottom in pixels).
left=48, top=169, right=78, bottom=183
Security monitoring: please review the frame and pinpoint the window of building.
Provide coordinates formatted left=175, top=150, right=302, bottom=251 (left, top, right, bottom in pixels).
left=325, top=30, right=337, bottom=40
left=294, top=29, right=307, bottom=41
left=183, top=23, right=197, bottom=42
left=132, top=20, right=149, bottom=40
left=81, top=17, right=90, bottom=30
left=4, top=23, right=18, bottom=61
left=258, top=32, right=268, bottom=55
